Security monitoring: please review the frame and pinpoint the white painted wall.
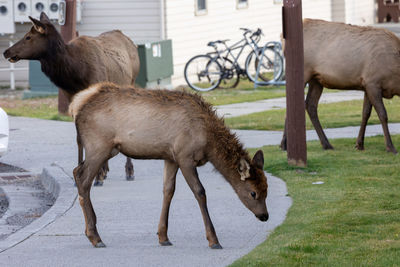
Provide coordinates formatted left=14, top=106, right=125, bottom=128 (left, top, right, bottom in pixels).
left=0, top=0, right=162, bottom=86
left=0, top=24, right=31, bottom=87
left=77, top=0, right=162, bottom=43
left=345, top=0, right=375, bottom=25
left=0, top=0, right=377, bottom=88
left=166, top=0, right=335, bottom=86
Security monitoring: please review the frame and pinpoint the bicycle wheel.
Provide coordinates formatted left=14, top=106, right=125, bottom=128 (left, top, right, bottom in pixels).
left=184, top=55, right=222, bottom=92
left=245, top=47, right=284, bottom=83
left=216, top=57, right=240, bottom=89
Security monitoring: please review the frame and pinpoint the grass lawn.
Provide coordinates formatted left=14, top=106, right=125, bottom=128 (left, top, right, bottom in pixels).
left=225, top=98, right=400, bottom=131
left=0, top=80, right=285, bottom=120
left=180, top=79, right=286, bottom=106
left=231, top=135, right=400, bottom=266
left=0, top=96, right=72, bottom=121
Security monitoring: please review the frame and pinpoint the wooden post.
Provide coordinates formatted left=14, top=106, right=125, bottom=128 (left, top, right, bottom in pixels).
left=282, top=0, right=307, bottom=167
left=58, top=0, right=77, bottom=115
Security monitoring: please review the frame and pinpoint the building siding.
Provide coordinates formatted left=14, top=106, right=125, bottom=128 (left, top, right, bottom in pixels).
left=0, top=0, right=376, bottom=88
left=0, top=0, right=162, bottom=86
left=166, top=0, right=334, bottom=86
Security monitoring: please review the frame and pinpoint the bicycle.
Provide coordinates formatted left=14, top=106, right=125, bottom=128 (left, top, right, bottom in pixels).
left=184, top=28, right=284, bottom=92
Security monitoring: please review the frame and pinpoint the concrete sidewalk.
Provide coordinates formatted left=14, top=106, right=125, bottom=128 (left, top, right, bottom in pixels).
left=216, top=90, right=364, bottom=118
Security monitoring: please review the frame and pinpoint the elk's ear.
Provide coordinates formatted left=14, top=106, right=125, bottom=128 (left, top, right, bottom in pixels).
left=29, top=16, right=46, bottom=34
left=252, top=150, right=264, bottom=170
left=238, top=158, right=250, bottom=181
left=40, top=12, right=50, bottom=23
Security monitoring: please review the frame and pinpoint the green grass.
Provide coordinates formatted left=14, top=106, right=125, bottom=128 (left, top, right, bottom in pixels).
left=225, top=98, right=400, bottom=131
left=0, top=97, right=72, bottom=121
left=181, top=79, right=286, bottom=106
left=231, top=135, right=400, bottom=266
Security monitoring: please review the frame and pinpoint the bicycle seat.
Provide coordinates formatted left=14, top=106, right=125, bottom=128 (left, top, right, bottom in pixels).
left=207, top=39, right=230, bottom=46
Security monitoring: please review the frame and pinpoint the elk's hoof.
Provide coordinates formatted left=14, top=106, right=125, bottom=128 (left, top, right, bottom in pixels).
left=355, top=144, right=364, bottom=151
left=210, top=243, right=223, bottom=249
left=387, top=147, right=398, bottom=155
left=126, top=175, right=135, bottom=181
left=323, top=145, right=334, bottom=150
left=93, top=180, right=103, bottom=187
left=160, top=240, right=173, bottom=246
left=94, top=241, right=106, bottom=248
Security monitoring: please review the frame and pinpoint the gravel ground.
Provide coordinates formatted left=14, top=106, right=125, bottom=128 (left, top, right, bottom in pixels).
left=0, top=175, right=55, bottom=241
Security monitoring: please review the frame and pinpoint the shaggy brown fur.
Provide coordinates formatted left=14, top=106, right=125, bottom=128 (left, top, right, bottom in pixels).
left=71, top=83, right=269, bottom=249
left=281, top=19, right=400, bottom=154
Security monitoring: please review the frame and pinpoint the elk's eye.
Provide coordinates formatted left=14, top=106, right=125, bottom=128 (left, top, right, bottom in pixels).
left=26, top=36, right=31, bottom=40
left=251, top=191, right=256, bottom=199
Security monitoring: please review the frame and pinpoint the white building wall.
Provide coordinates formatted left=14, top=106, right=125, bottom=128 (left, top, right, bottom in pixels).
left=0, top=0, right=377, bottom=88
left=0, top=24, right=32, bottom=87
left=166, top=0, right=333, bottom=86
left=0, top=0, right=162, bottom=87
left=77, top=0, right=162, bottom=43
left=345, top=0, right=375, bottom=25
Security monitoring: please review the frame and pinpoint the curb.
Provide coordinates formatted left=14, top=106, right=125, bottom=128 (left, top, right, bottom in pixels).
left=0, top=166, right=77, bottom=253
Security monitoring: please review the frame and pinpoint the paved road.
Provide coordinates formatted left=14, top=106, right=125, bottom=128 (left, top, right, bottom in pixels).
left=0, top=117, right=291, bottom=267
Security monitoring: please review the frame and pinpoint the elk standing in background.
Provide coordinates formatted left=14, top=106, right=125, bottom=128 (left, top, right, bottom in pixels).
left=3, top=12, right=140, bottom=185
left=69, top=82, right=269, bottom=249
left=281, top=19, right=400, bottom=154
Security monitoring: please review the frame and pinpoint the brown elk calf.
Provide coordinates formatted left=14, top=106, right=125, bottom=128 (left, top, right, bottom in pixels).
left=3, top=12, right=140, bottom=185
left=69, top=83, right=269, bottom=249
left=281, top=19, right=400, bottom=154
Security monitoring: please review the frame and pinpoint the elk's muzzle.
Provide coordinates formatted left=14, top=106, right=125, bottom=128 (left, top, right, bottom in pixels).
left=256, top=213, right=269, bottom=222
left=3, top=49, right=19, bottom=63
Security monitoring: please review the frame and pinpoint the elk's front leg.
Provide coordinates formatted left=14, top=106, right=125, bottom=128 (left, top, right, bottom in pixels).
left=306, top=79, right=333, bottom=150
left=93, top=162, right=109, bottom=186
left=180, top=163, right=222, bottom=249
left=356, top=93, right=372, bottom=150
left=157, top=160, right=178, bottom=246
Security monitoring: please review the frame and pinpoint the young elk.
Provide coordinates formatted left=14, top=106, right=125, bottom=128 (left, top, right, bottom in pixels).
left=69, top=83, right=269, bottom=249
left=3, top=12, right=140, bottom=185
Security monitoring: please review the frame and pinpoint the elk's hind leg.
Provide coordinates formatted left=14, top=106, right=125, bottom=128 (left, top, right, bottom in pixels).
left=125, top=157, right=134, bottom=181
left=74, top=147, right=112, bottom=247
left=157, top=160, right=178, bottom=246
left=366, top=87, right=397, bottom=154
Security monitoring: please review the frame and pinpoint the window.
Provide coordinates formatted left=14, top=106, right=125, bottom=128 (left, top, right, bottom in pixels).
left=195, top=0, right=207, bottom=16
left=237, top=0, right=248, bottom=9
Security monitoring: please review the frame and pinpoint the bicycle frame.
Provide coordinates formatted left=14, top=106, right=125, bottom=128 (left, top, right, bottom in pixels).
left=207, top=32, right=261, bottom=72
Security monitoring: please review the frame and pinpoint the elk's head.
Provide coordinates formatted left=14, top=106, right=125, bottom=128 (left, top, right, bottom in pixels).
left=236, top=150, right=269, bottom=222
left=3, top=12, right=58, bottom=62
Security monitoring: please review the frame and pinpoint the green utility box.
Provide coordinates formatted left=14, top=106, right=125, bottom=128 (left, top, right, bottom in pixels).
left=136, top=40, right=174, bottom=89
left=24, top=61, right=58, bottom=99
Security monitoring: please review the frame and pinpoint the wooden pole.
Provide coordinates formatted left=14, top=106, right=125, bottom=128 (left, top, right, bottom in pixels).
left=58, top=0, right=77, bottom=115
left=282, top=0, right=307, bottom=167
